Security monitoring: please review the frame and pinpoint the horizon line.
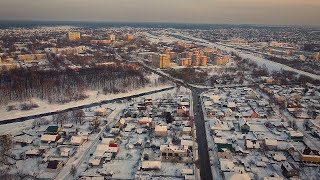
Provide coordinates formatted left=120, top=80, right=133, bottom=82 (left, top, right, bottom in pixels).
left=0, top=19, right=319, bottom=28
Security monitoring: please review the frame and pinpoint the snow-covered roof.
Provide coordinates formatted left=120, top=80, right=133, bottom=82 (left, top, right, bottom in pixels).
left=227, top=102, right=236, bottom=108
left=71, top=136, right=83, bottom=144
left=183, top=127, right=192, bottom=132
left=287, top=130, right=303, bottom=137
left=89, top=158, right=101, bottom=166
left=181, top=140, right=193, bottom=147
left=101, top=138, right=114, bottom=145
left=179, top=102, right=190, bottom=106
left=41, top=134, right=59, bottom=142
left=139, top=117, right=153, bottom=123
left=214, top=137, right=228, bottom=144
left=220, top=159, right=235, bottom=172
left=263, top=177, right=284, bottom=180
left=265, top=139, right=278, bottom=146
left=245, top=139, right=260, bottom=149
left=227, top=173, right=251, bottom=180
left=95, top=107, right=107, bottom=113
left=155, top=125, right=168, bottom=132
left=181, top=168, right=194, bottom=175
left=25, top=149, right=40, bottom=155
left=141, top=161, right=161, bottom=170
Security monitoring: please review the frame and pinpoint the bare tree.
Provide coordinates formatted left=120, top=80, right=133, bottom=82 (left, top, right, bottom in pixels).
left=70, top=165, right=77, bottom=177
left=0, top=135, right=13, bottom=165
left=72, top=110, right=85, bottom=124
left=54, top=112, right=68, bottom=127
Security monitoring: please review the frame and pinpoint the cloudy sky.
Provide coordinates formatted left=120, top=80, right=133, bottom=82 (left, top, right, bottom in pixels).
left=0, top=0, right=319, bottom=26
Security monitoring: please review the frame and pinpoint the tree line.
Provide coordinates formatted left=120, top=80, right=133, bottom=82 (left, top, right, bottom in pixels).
left=0, top=64, right=149, bottom=106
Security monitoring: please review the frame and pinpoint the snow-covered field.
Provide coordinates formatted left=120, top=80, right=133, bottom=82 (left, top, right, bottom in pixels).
left=0, top=85, right=174, bottom=122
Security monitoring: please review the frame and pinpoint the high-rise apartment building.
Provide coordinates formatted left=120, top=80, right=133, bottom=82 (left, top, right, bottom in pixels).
left=181, top=58, right=192, bottom=66
left=68, top=32, right=81, bottom=41
left=110, top=34, right=116, bottom=41
left=152, top=54, right=171, bottom=68
left=200, top=56, right=208, bottom=66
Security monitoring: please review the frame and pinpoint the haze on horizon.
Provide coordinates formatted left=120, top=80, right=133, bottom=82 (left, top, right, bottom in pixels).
left=0, top=0, right=319, bottom=26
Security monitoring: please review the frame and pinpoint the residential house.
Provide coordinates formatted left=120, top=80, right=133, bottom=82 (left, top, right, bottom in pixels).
left=71, top=136, right=85, bottom=145
left=214, top=137, right=234, bottom=152
left=281, top=161, right=299, bottom=178
left=182, top=127, right=192, bottom=135
left=160, top=144, right=189, bottom=159
left=47, top=160, right=64, bottom=171
left=60, top=147, right=75, bottom=157
left=155, top=125, right=168, bottom=137
left=239, top=118, right=250, bottom=134
left=300, top=147, right=320, bottom=164
left=218, top=148, right=233, bottom=159
left=139, top=117, right=153, bottom=126
left=41, top=134, right=60, bottom=143
left=264, top=139, right=278, bottom=151
left=245, top=139, right=260, bottom=149
left=95, top=107, right=108, bottom=116
left=25, top=149, right=44, bottom=158
left=114, top=118, right=126, bottom=129
left=287, top=130, right=303, bottom=141
left=46, top=125, right=61, bottom=135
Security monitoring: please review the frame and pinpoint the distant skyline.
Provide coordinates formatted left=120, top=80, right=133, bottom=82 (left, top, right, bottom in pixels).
left=0, top=0, right=319, bottom=26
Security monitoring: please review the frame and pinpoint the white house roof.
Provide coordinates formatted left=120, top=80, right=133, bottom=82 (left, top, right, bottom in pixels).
left=25, top=149, right=40, bottom=155
left=181, top=168, right=194, bottom=175
left=183, top=127, right=192, bottom=132
left=101, top=138, right=114, bottom=145
left=181, top=140, right=193, bottom=147
left=41, top=134, right=58, bottom=142
left=220, top=159, right=235, bottom=172
left=263, top=177, right=284, bottom=180
left=228, top=173, right=251, bottom=180
left=179, top=102, right=190, bottom=106
left=71, top=136, right=83, bottom=144
left=95, top=107, right=107, bottom=112
left=142, top=161, right=161, bottom=170
left=155, top=125, right=168, bottom=132
left=139, top=117, right=152, bottom=123
left=265, top=139, right=278, bottom=146
left=227, top=102, right=236, bottom=108
left=214, top=137, right=228, bottom=144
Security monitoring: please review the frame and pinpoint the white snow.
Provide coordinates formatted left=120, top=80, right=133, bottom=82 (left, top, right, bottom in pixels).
left=0, top=85, right=174, bottom=122
left=174, top=33, right=320, bottom=81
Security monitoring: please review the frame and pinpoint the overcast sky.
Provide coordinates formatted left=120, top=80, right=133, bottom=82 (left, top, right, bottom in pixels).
left=0, top=0, right=319, bottom=26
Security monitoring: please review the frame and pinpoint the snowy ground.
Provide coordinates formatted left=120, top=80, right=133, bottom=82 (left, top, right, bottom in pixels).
left=173, top=33, right=320, bottom=81
left=0, top=85, right=173, bottom=122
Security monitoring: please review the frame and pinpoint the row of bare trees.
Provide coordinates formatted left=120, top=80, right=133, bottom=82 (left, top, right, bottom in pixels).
left=0, top=64, right=149, bottom=106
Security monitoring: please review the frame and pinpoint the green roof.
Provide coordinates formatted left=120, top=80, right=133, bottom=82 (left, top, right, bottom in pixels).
left=46, top=126, right=59, bottom=133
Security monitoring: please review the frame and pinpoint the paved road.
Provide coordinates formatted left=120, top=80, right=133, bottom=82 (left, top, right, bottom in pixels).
left=191, top=88, right=213, bottom=180
left=135, top=59, right=214, bottom=180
